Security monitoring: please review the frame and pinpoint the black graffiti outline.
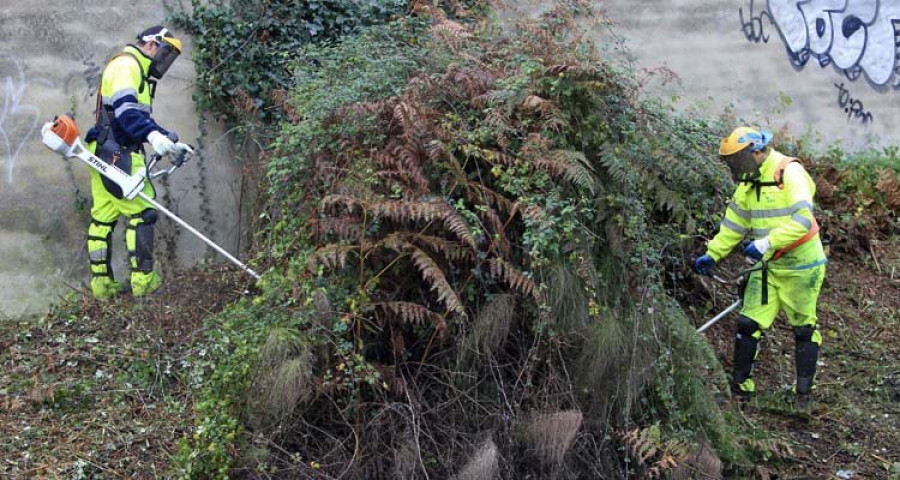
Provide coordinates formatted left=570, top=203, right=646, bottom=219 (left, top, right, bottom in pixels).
left=835, top=82, right=873, bottom=124
left=740, top=0, right=773, bottom=43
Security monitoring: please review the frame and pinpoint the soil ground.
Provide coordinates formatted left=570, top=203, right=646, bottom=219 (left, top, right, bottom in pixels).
left=0, top=242, right=896, bottom=478
left=0, top=265, right=249, bottom=478
left=689, top=238, right=900, bottom=480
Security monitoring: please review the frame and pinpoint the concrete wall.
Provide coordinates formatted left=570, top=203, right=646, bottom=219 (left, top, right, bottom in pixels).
left=504, top=0, right=900, bottom=152
left=0, top=2, right=247, bottom=317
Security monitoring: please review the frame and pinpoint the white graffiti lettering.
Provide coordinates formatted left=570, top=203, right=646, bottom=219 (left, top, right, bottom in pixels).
left=767, top=0, right=900, bottom=86
left=0, top=53, right=41, bottom=184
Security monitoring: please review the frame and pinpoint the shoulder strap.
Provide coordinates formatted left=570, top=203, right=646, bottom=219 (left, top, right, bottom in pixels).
left=772, top=156, right=801, bottom=188
left=770, top=157, right=819, bottom=260
left=94, top=52, right=151, bottom=126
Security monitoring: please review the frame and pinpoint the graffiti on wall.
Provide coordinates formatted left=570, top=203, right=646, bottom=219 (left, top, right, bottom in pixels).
left=741, top=0, right=773, bottom=43
left=0, top=53, right=41, bottom=184
left=767, top=0, right=900, bottom=86
left=835, top=81, right=873, bottom=123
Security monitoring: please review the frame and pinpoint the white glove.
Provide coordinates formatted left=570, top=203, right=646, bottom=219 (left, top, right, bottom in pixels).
left=752, top=237, right=771, bottom=255
left=173, top=142, right=194, bottom=154
left=147, top=130, right=175, bottom=156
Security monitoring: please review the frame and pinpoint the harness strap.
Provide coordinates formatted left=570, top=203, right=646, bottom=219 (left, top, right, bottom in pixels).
left=93, top=51, right=151, bottom=145
left=771, top=220, right=820, bottom=261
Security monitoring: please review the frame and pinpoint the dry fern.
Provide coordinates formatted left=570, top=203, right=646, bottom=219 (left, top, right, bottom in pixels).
left=409, top=246, right=467, bottom=316
left=307, top=244, right=357, bottom=271
left=623, top=425, right=694, bottom=479
left=370, top=301, right=447, bottom=332
left=488, top=258, right=537, bottom=299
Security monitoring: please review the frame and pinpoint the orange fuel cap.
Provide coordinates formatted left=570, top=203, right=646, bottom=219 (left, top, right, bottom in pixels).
left=51, top=115, right=80, bottom=146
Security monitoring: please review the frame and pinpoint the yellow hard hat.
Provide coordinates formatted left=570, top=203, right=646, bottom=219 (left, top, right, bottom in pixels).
left=719, top=127, right=772, bottom=156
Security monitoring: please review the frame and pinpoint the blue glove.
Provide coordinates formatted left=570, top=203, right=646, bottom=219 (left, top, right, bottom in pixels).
left=693, top=254, right=715, bottom=276
left=742, top=238, right=770, bottom=261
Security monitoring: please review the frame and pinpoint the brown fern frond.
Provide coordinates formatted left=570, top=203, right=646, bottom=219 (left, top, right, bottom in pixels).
left=444, top=66, right=498, bottom=102
left=534, top=150, right=597, bottom=194
left=488, top=258, right=536, bottom=298
left=370, top=301, right=447, bottom=332
left=393, top=101, right=418, bottom=136
left=409, top=246, right=466, bottom=316
left=370, top=199, right=440, bottom=223
left=308, top=244, right=357, bottom=271
left=322, top=194, right=364, bottom=214
left=466, top=146, right=517, bottom=167
left=407, top=233, right=477, bottom=262
left=440, top=204, right=478, bottom=248
left=314, top=216, right=362, bottom=240
left=431, top=18, right=473, bottom=51
left=467, top=180, right=518, bottom=215
left=876, top=168, right=900, bottom=209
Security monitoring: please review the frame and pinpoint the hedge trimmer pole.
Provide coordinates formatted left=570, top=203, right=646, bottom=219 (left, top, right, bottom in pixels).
left=41, top=115, right=261, bottom=281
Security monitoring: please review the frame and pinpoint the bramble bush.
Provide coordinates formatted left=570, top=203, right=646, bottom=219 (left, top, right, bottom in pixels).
left=181, top=3, right=747, bottom=477
left=175, top=0, right=895, bottom=478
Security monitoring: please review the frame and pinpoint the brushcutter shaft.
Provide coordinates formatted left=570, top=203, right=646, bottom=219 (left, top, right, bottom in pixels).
left=137, top=193, right=261, bottom=280
left=696, top=299, right=742, bottom=333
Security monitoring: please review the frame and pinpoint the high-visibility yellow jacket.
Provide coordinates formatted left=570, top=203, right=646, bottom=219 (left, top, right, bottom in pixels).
left=707, top=149, right=826, bottom=270
left=85, top=45, right=169, bottom=148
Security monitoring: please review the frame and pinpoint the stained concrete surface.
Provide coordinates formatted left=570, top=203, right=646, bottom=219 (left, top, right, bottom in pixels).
left=503, top=1, right=900, bottom=152
left=0, top=2, right=247, bottom=317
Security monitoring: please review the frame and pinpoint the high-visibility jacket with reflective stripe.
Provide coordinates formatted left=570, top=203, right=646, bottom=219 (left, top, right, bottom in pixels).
left=86, top=45, right=167, bottom=147
left=707, top=150, right=826, bottom=270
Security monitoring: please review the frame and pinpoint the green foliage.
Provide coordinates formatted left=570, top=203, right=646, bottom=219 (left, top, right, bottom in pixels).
left=175, top=302, right=290, bottom=478
left=170, top=0, right=408, bottom=125
left=245, top=3, right=739, bottom=476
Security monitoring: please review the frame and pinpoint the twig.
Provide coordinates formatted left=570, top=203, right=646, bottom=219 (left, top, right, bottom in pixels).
left=869, top=240, right=882, bottom=274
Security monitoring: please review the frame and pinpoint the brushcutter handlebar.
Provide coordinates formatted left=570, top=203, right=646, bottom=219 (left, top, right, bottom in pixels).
left=148, top=147, right=194, bottom=179
left=711, top=260, right=766, bottom=286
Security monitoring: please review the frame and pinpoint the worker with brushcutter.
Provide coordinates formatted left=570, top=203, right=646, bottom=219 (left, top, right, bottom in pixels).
left=83, top=26, right=192, bottom=299
left=693, top=127, right=827, bottom=406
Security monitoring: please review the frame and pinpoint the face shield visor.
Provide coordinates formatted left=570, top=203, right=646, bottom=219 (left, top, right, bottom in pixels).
left=721, top=149, right=760, bottom=182
left=141, top=28, right=182, bottom=79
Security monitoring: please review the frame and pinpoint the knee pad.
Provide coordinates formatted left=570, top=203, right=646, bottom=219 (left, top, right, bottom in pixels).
left=793, top=325, right=817, bottom=342
left=128, top=210, right=157, bottom=273
left=794, top=325, right=822, bottom=346
left=737, top=316, right=760, bottom=338
left=88, top=218, right=117, bottom=278
left=140, top=209, right=159, bottom=225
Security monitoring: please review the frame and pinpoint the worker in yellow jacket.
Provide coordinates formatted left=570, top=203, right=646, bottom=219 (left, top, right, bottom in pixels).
left=83, top=26, right=192, bottom=299
left=694, top=127, right=826, bottom=406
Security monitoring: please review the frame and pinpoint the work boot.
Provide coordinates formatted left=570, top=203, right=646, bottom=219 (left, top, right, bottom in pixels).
left=794, top=376, right=814, bottom=410
left=90, top=277, right=122, bottom=301
left=131, top=271, right=162, bottom=297
left=731, top=378, right=756, bottom=401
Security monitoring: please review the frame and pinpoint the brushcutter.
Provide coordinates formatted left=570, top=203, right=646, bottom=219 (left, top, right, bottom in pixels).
left=695, top=260, right=766, bottom=333
left=41, top=115, right=261, bottom=281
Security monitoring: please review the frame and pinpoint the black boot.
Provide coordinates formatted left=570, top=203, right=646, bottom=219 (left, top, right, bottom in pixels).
left=794, top=325, right=820, bottom=408
left=732, top=316, right=761, bottom=397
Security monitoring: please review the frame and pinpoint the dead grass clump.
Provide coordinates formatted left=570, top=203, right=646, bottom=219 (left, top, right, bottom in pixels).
left=455, top=439, right=500, bottom=480
left=528, top=410, right=583, bottom=467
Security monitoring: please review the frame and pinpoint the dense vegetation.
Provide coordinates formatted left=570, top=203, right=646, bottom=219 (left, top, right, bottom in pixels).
left=168, top=1, right=900, bottom=478
left=2, top=1, right=892, bottom=479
